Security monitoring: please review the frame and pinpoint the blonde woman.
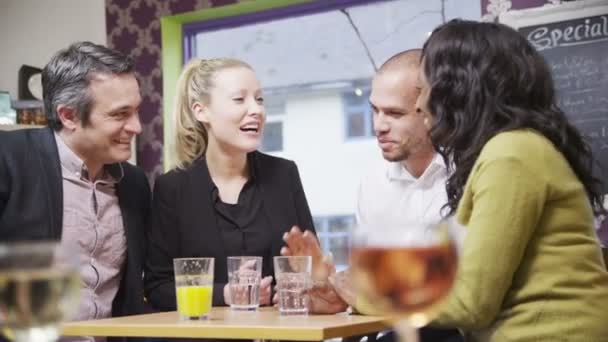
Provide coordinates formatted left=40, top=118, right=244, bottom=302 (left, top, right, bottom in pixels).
left=144, top=58, right=315, bottom=309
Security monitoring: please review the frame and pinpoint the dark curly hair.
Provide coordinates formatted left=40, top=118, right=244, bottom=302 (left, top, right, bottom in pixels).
left=421, top=19, right=604, bottom=216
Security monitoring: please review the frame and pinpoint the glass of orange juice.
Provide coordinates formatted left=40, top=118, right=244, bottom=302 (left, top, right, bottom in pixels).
left=173, top=257, right=214, bottom=320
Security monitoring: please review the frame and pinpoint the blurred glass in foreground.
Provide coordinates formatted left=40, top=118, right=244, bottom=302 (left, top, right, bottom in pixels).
left=350, top=221, right=458, bottom=341
left=0, top=242, right=80, bottom=342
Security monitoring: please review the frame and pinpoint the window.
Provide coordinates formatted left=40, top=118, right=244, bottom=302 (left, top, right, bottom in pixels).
left=261, top=121, right=283, bottom=152
left=261, top=95, right=285, bottom=152
left=343, top=88, right=373, bottom=139
left=313, top=215, right=355, bottom=270
left=171, top=0, right=481, bottom=256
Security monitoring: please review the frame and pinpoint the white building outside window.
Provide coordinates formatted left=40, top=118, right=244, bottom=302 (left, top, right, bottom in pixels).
left=260, top=95, right=286, bottom=152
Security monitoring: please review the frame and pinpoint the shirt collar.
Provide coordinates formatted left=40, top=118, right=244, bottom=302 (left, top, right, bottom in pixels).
left=202, top=152, right=257, bottom=200
left=386, top=153, right=446, bottom=182
left=55, top=133, right=123, bottom=184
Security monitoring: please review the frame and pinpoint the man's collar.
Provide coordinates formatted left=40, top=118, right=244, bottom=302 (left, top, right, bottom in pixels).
left=55, top=132, right=124, bottom=183
left=386, top=153, right=446, bottom=181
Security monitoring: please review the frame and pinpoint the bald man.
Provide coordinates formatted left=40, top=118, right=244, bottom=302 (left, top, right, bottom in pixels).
left=358, top=49, right=446, bottom=230
left=282, top=50, right=462, bottom=342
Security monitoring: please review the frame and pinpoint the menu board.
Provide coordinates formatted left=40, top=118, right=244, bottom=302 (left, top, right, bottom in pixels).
left=501, top=0, right=608, bottom=192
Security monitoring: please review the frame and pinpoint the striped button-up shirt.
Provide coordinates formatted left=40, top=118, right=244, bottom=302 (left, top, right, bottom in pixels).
left=56, top=134, right=126, bottom=342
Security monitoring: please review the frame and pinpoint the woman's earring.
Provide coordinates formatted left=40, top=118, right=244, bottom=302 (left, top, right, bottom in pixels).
left=423, top=117, right=430, bottom=126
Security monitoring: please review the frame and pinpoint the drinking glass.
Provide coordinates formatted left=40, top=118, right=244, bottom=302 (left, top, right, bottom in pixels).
left=173, top=257, right=214, bottom=320
left=273, top=256, right=311, bottom=315
left=0, top=242, right=80, bottom=342
left=350, top=221, right=458, bottom=341
left=227, top=256, right=262, bottom=311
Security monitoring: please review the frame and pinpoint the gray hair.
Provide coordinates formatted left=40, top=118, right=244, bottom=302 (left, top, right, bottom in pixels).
left=42, top=41, right=135, bottom=130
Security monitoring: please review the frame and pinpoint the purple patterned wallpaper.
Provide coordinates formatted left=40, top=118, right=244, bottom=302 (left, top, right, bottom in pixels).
left=481, top=0, right=548, bottom=11
left=105, top=0, right=549, bottom=181
left=105, top=0, right=239, bottom=182
left=481, top=0, right=560, bottom=21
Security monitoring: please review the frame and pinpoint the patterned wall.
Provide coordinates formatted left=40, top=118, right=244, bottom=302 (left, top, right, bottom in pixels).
left=105, top=0, right=553, bottom=181
left=481, top=0, right=567, bottom=21
left=105, top=0, right=240, bottom=182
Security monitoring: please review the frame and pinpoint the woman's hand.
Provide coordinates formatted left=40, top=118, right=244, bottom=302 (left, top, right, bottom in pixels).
left=259, top=276, right=273, bottom=305
left=224, top=276, right=274, bottom=306
left=224, top=283, right=231, bottom=305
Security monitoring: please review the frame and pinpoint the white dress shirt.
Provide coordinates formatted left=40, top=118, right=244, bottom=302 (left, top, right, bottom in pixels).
left=356, top=153, right=451, bottom=243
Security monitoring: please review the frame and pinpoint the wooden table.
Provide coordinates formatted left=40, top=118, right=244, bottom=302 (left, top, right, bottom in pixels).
left=61, top=307, right=391, bottom=340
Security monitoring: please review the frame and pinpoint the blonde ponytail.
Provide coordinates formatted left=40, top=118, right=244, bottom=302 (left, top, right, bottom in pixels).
left=174, top=59, right=207, bottom=169
left=172, top=57, right=252, bottom=169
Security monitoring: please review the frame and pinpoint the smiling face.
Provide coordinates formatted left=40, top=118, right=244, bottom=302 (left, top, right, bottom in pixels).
left=60, top=73, right=142, bottom=170
left=369, top=68, right=432, bottom=163
left=195, top=66, right=265, bottom=154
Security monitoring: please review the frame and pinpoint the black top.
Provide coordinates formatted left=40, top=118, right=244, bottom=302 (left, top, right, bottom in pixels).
left=0, top=128, right=151, bottom=342
left=213, top=174, right=273, bottom=279
left=144, top=151, right=316, bottom=309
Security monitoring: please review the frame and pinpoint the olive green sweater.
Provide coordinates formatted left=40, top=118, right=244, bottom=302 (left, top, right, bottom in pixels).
left=433, top=130, right=608, bottom=341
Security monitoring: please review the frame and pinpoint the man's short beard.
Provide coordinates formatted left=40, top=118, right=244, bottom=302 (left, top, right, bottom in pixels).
left=382, top=149, right=409, bottom=162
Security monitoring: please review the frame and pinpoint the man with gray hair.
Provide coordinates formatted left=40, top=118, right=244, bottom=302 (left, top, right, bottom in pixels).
left=0, top=42, right=150, bottom=341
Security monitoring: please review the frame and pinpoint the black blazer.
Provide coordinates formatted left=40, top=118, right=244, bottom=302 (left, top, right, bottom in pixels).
left=0, top=128, right=151, bottom=320
left=144, top=151, right=316, bottom=310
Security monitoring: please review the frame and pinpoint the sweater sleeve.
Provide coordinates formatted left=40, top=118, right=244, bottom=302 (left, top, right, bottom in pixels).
left=432, top=155, right=547, bottom=329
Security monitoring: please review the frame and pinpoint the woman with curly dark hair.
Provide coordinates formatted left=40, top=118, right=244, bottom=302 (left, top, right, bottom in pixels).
left=416, top=19, right=608, bottom=341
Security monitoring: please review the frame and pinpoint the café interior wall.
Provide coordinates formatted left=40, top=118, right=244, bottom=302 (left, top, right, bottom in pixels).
left=105, top=0, right=238, bottom=182
left=0, top=0, right=106, bottom=100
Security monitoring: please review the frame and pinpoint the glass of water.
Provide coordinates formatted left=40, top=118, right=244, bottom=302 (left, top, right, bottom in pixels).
left=227, top=256, right=262, bottom=311
left=173, top=257, right=214, bottom=320
left=273, top=256, right=312, bottom=315
left=0, top=242, right=80, bottom=342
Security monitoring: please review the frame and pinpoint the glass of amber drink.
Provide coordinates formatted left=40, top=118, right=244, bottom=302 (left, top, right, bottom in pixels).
left=350, top=221, right=458, bottom=341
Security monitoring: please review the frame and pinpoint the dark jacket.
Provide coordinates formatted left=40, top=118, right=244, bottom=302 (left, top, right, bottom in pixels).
left=0, top=128, right=151, bottom=339
left=144, top=151, right=315, bottom=310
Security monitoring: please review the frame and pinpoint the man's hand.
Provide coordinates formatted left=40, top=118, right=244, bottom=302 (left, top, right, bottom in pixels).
left=281, top=226, right=335, bottom=281
left=306, top=281, right=349, bottom=314
left=272, top=281, right=348, bottom=314
left=278, top=226, right=351, bottom=314
left=328, top=269, right=356, bottom=307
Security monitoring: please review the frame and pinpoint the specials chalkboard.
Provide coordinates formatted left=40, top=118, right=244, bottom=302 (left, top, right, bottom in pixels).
left=501, top=0, right=608, bottom=192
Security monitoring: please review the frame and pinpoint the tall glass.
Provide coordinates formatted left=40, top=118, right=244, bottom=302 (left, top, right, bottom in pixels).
left=227, top=256, right=262, bottom=311
left=350, top=221, right=458, bottom=341
left=173, top=257, right=214, bottom=320
left=274, top=256, right=312, bottom=316
left=0, top=242, right=80, bottom=342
